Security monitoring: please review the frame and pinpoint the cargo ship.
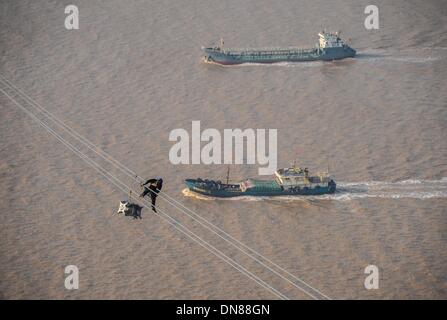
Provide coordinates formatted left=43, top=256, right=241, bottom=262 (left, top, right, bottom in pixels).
left=184, top=165, right=336, bottom=198
left=201, top=31, right=356, bottom=65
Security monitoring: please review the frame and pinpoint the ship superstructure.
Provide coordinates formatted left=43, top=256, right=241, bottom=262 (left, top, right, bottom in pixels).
left=202, top=31, right=356, bottom=65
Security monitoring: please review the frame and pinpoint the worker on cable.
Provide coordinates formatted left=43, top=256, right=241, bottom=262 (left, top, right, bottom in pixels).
left=139, top=178, right=163, bottom=212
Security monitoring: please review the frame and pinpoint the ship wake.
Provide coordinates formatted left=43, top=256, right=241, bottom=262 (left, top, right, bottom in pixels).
left=234, top=61, right=325, bottom=68
left=355, top=47, right=446, bottom=64
left=322, top=177, right=447, bottom=201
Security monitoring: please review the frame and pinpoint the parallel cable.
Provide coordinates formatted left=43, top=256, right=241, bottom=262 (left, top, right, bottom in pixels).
left=0, top=75, right=327, bottom=299
left=0, top=85, right=289, bottom=300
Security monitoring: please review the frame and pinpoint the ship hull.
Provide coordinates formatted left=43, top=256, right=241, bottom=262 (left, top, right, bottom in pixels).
left=184, top=179, right=336, bottom=198
left=202, top=46, right=356, bottom=65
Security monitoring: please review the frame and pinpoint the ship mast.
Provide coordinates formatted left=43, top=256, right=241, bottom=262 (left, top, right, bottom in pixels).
left=226, top=165, right=230, bottom=184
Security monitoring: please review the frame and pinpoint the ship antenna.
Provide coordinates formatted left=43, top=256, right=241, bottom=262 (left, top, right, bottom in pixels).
left=226, top=165, right=230, bottom=184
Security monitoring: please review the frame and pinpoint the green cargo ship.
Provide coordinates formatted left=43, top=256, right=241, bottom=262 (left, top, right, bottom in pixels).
left=184, top=165, right=336, bottom=198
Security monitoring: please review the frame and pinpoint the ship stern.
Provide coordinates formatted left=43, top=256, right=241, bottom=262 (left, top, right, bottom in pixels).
left=346, top=46, right=356, bottom=58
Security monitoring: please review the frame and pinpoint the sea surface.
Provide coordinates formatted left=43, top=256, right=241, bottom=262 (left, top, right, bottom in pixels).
left=0, top=0, right=446, bottom=299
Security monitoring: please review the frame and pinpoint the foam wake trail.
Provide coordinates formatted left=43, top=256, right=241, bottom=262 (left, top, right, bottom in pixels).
left=183, top=178, right=447, bottom=201
left=356, top=48, right=445, bottom=64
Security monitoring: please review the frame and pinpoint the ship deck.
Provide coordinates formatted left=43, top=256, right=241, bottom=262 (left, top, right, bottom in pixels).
left=223, top=47, right=318, bottom=56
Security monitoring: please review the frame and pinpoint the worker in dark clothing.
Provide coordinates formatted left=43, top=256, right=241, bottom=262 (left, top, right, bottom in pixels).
left=139, top=178, right=163, bottom=212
